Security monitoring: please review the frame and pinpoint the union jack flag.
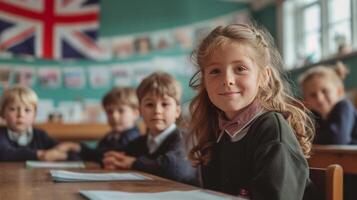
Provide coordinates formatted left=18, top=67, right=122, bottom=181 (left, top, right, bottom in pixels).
left=0, top=0, right=103, bottom=60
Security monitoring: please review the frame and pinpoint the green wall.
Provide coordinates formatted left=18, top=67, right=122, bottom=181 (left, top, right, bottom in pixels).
left=100, top=0, right=247, bottom=36
left=251, top=4, right=277, bottom=39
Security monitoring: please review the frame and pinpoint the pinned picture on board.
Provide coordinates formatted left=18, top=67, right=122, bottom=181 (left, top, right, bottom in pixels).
left=134, top=36, right=152, bottom=55
left=112, top=37, right=135, bottom=58
left=0, top=67, right=11, bottom=88
left=63, top=67, right=86, bottom=89
left=89, top=66, right=110, bottom=88
left=13, top=67, right=35, bottom=87
left=112, top=65, right=133, bottom=86
left=37, top=67, right=61, bottom=89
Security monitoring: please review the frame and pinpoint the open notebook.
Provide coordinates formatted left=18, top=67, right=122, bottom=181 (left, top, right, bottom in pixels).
left=26, top=161, right=85, bottom=169
left=50, top=170, right=152, bottom=182
left=80, top=190, right=246, bottom=200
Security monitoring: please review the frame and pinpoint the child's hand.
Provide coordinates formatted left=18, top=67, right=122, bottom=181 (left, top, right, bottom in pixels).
left=102, top=151, right=136, bottom=170
left=37, top=149, right=67, bottom=161
left=55, top=142, right=81, bottom=153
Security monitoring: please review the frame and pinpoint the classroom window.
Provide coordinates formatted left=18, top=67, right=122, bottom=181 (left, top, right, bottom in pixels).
left=282, top=0, right=354, bottom=69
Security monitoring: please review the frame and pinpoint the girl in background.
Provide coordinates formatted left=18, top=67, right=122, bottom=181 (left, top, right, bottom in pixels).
left=299, top=62, right=357, bottom=144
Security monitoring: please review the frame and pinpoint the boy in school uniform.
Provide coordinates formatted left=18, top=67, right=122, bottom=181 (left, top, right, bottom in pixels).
left=58, top=87, right=141, bottom=163
left=102, top=72, right=197, bottom=184
left=0, top=85, right=70, bottom=161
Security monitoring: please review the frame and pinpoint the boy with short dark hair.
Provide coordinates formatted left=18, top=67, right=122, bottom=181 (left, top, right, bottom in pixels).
left=58, top=87, right=141, bottom=163
left=103, top=72, right=196, bottom=184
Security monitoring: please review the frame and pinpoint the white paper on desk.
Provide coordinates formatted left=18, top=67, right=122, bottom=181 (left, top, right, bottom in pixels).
left=26, top=161, right=85, bottom=169
left=79, top=190, right=245, bottom=200
left=50, top=170, right=151, bottom=182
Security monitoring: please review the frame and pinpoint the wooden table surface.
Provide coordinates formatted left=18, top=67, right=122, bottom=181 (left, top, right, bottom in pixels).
left=0, top=162, right=197, bottom=200
left=308, top=145, right=357, bottom=174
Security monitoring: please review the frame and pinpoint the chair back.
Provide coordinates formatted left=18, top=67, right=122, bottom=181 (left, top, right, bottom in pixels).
left=310, top=164, right=343, bottom=200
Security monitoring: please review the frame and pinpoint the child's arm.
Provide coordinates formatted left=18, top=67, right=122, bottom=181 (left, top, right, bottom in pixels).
left=0, top=146, right=38, bottom=161
left=36, top=148, right=67, bottom=161
left=102, top=151, right=136, bottom=169
left=129, top=134, right=195, bottom=183
left=55, top=142, right=81, bottom=152
left=317, top=100, right=355, bottom=144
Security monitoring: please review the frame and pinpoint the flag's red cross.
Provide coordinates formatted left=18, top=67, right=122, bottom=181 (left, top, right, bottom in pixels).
left=0, top=0, right=98, bottom=59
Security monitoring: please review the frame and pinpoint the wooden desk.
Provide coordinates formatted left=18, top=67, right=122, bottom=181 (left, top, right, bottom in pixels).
left=34, top=123, right=111, bottom=141
left=308, top=145, right=357, bottom=174
left=0, top=162, right=208, bottom=200
left=34, top=121, right=146, bottom=141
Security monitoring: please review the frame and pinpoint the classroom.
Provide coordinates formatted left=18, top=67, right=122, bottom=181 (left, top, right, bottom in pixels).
left=0, top=0, right=356, bottom=199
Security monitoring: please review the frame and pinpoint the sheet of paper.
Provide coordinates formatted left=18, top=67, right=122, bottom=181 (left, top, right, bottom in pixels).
left=26, top=161, right=85, bottom=169
left=79, top=190, right=246, bottom=200
left=50, top=170, right=151, bottom=182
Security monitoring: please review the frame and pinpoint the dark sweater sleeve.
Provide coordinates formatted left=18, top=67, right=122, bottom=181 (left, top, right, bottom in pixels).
left=316, top=100, right=355, bottom=144
left=249, top=113, right=309, bottom=200
left=251, top=142, right=309, bottom=200
left=132, top=133, right=197, bottom=184
left=0, top=144, right=38, bottom=161
left=0, top=129, right=57, bottom=161
left=35, top=129, right=58, bottom=149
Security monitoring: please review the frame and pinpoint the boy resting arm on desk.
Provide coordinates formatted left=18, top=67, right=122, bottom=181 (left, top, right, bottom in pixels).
left=102, top=72, right=197, bottom=185
left=0, top=85, right=72, bottom=161
left=56, top=87, right=141, bottom=164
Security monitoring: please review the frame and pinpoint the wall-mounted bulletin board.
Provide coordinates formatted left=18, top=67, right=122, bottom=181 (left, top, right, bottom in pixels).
left=0, top=52, right=195, bottom=123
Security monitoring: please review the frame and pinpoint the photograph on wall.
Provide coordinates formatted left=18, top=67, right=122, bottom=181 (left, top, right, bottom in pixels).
left=134, top=36, right=152, bottom=55
left=63, top=67, right=86, bottom=89
left=112, top=36, right=135, bottom=58
left=89, top=66, right=110, bottom=88
left=112, top=65, right=133, bottom=86
left=174, top=27, right=194, bottom=50
left=0, top=66, right=11, bottom=88
left=38, top=67, right=61, bottom=88
left=151, top=31, right=174, bottom=51
left=13, top=66, right=36, bottom=86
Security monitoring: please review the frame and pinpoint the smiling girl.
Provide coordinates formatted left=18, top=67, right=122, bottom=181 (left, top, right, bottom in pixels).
left=188, top=24, right=317, bottom=200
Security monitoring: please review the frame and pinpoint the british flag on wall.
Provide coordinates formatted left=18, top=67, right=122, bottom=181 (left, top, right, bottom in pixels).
left=0, top=0, right=104, bottom=60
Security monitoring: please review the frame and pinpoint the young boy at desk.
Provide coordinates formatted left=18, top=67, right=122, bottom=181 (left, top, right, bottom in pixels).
left=102, top=72, right=196, bottom=184
left=0, top=85, right=71, bottom=161
left=58, top=87, right=141, bottom=163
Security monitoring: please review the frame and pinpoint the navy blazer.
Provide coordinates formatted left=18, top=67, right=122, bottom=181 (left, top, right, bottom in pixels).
left=80, top=126, right=141, bottom=163
left=314, top=99, right=357, bottom=144
left=124, top=128, right=197, bottom=184
left=0, top=127, right=57, bottom=161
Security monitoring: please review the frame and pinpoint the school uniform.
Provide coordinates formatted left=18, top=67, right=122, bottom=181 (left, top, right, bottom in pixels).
left=124, top=124, right=197, bottom=184
left=80, top=126, right=141, bottom=163
left=201, top=111, right=318, bottom=200
left=314, top=99, right=357, bottom=144
left=0, top=126, right=57, bottom=161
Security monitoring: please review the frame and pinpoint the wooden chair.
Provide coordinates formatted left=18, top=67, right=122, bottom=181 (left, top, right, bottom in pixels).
left=309, top=164, right=343, bottom=200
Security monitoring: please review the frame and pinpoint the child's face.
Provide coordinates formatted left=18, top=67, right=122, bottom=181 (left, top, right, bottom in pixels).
left=140, top=93, right=181, bottom=136
left=3, top=100, right=36, bottom=133
left=104, top=104, right=139, bottom=132
left=203, top=42, right=263, bottom=119
left=303, top=76, right=343, bottom=117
